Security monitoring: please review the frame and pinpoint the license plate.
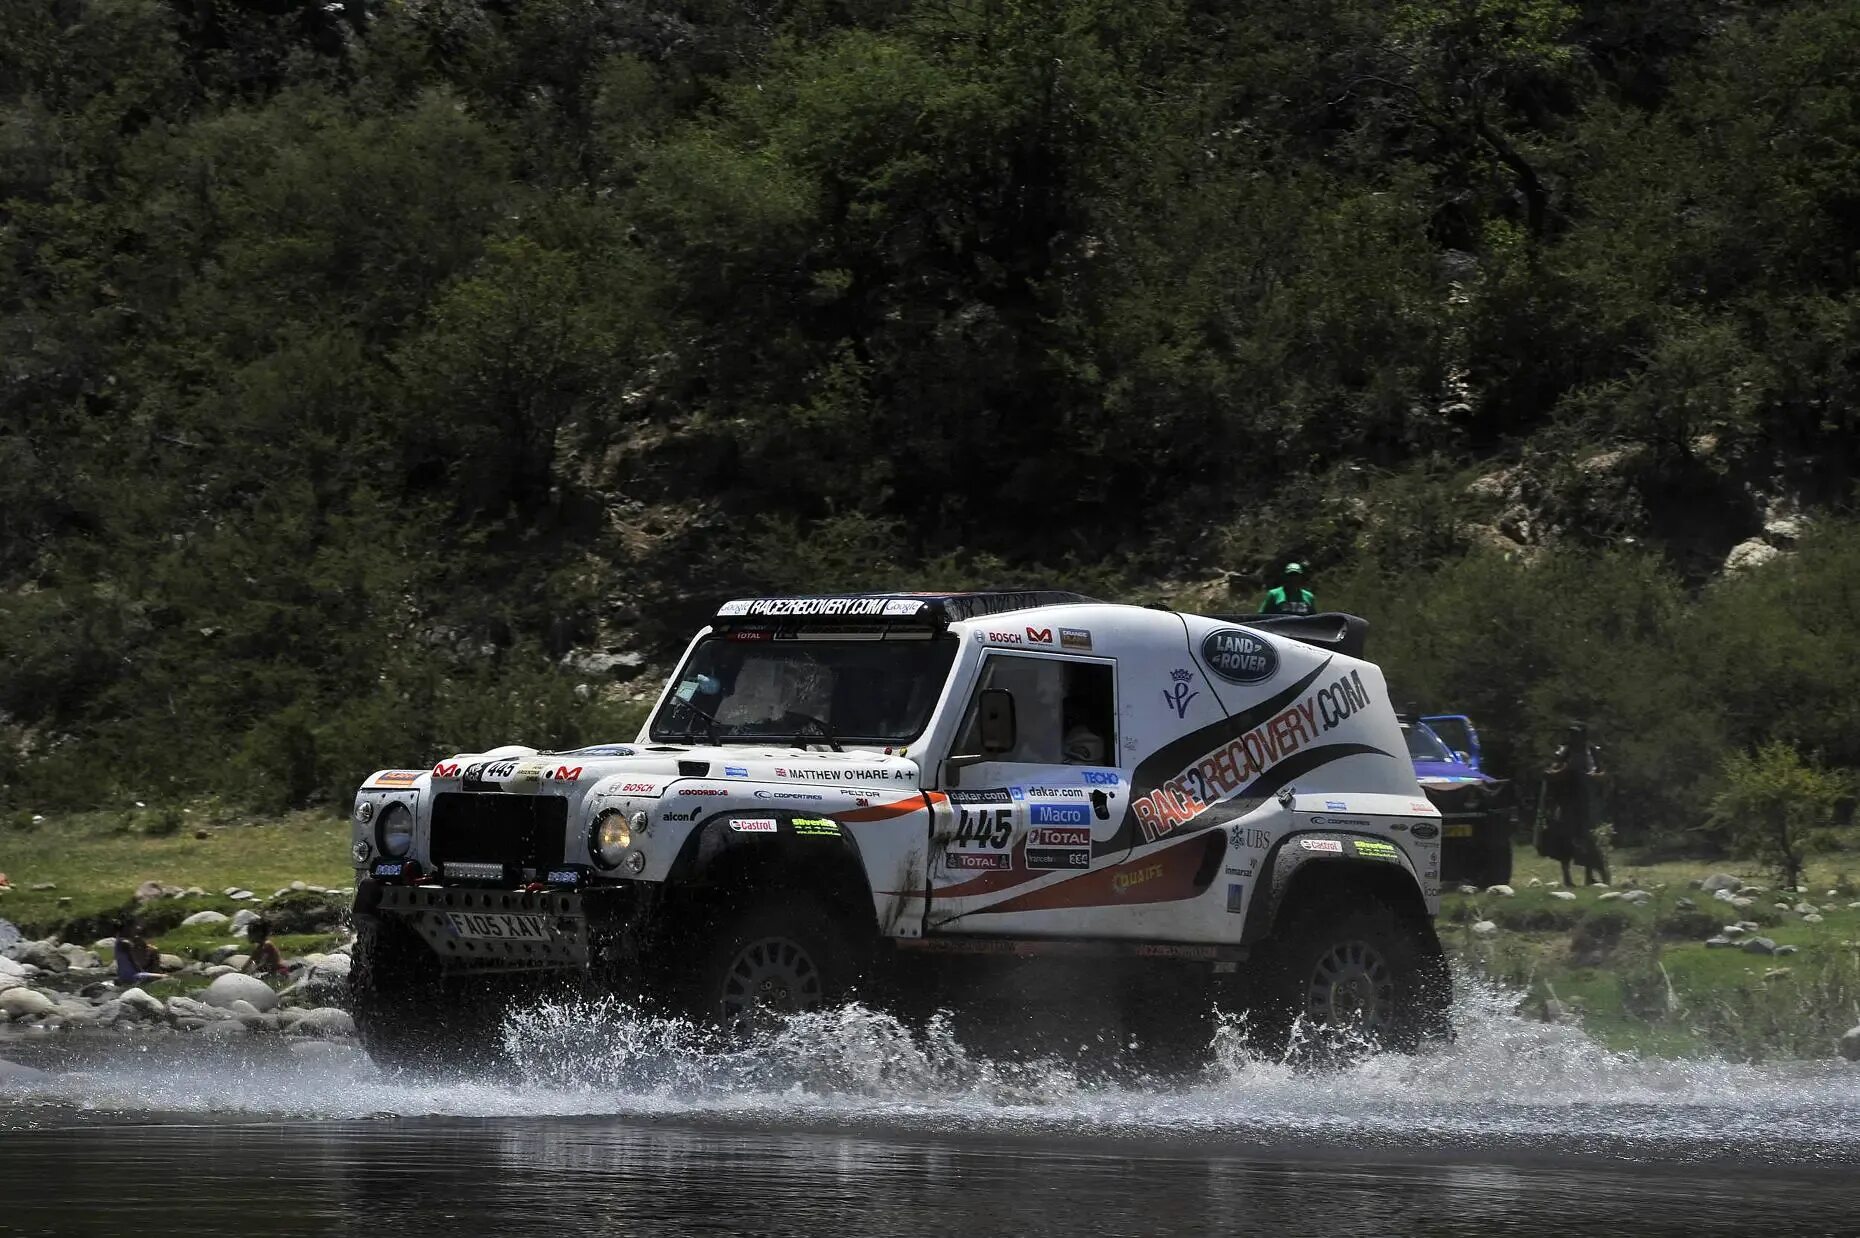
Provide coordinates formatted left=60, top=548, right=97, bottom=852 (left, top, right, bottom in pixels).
left=1444, top=823, right=1474, bottom=838
left=446, top=912, right=552, bottom=941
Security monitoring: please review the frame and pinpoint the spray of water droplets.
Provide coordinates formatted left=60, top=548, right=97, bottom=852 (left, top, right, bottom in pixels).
left=5, top=974, right=1858, bottom=1157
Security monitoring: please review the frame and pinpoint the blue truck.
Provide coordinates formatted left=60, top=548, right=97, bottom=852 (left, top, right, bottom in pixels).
left=1400, top=714, right=1517, bottom=888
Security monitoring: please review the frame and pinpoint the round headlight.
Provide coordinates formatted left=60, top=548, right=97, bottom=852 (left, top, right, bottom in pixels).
left=625, top=850, right=647, bottom=875
left=375, top=802, right=414, bottom=859
left=354, top=800, right=375, bottom=826
left=592, top=810, right=632, bottom=869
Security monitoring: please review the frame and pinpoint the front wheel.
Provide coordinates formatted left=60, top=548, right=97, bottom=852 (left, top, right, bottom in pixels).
left=350, top=915, right=506, bottom=1073
left=685, top=897, right=859, bottom=1035
left=1252, top=896, right=1449, bottom=1059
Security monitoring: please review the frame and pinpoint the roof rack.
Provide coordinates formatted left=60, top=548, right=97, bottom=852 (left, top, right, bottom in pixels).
left=713, top=591, right=1097, bottom=627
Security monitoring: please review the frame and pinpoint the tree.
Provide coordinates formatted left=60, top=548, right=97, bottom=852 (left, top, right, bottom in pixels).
left=1708, top=743, right=1847, bottom=891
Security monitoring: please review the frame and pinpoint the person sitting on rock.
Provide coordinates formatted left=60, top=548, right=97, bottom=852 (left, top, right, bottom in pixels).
left=241, top=918, right=288, bottom=978
left=113, top=928, right=168, bottom=986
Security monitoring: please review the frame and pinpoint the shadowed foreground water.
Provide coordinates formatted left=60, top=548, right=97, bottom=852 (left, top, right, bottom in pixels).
left=4, top=989, right=1859, bottom=1237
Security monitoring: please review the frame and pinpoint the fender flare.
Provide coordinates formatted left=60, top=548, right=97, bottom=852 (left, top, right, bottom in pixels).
left=1240, top=830, right=1431, bottom=945
left=667, top=810, right=876, bottom=929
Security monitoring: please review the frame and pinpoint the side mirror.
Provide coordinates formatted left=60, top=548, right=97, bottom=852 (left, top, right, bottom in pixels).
left=942, top=689, right=1019, bottom=787
left=978, top=688, right=1017, bottom=755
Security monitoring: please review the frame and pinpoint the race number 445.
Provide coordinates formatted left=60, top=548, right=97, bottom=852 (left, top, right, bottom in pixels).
left=954, top=807, right=1012, bottom=849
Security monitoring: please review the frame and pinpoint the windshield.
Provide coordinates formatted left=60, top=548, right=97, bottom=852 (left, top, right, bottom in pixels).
left=649, top=635, right=959, bottom=745
left=1403, top=723, right=1455, bottom=763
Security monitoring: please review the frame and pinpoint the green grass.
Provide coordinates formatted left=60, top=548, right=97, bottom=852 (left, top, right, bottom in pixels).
left=1444, top=844, right=1860, bottom=1058
left=0, top=805, right=351, bottom=938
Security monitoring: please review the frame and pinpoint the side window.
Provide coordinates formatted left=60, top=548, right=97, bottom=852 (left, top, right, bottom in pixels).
left=956, top=656, right=1116, bottom=765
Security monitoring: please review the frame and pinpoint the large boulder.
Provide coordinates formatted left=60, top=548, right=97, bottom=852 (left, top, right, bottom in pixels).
left=180, top=910, right=230, bottom=928
left=231, top=909, right=260, bottom=935
left=1841, top=1026, right=1860, bottom=1063
left=4, top=941, right=67, bottom=973
left=1700, top=873, right=1741, bottom=893
left=0, top=988, right=58, bottom=1020
left=298, top=955, right=351, bottom=1003
left=1724, top=539, right=1781, bottom=573
left=75, top=996, right=129, bottom=1018
left=0, top=955, right=28, bottom=978
left=200, top=972, right=280, bottom=1012
left=53, top=989, right=93, bottom=1010
left=115, top=987, right=167, bottom=1021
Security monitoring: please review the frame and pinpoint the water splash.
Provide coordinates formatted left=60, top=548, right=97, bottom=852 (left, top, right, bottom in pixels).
left=5, top=976, right=1858, bottom=1159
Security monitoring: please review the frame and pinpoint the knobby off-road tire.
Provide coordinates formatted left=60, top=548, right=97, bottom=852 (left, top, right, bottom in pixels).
left=1251, top=895, right=1450, bottom=1061
left=350, top=914, right=505, bottom=1073
left=683, top=897, right=860, bottom=1036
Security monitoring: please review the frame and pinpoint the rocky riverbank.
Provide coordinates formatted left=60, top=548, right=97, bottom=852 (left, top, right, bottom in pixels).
left=0, top=879, right=355, bottom=1041
left=1442, top=854, right=1860, bottom=1061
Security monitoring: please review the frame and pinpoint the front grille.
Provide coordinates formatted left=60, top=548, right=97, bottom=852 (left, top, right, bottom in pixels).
left=430, top=792, right=568, bottom=873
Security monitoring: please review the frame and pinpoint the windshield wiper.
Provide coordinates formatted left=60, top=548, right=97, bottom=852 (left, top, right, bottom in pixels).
left=670, top=696, right=721, bottom=746
left=783, top=711, right=843, bottom=753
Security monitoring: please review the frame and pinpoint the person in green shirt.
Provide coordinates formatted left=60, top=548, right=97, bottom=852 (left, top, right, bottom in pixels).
left=1260, top=562, right=1316, bottom=615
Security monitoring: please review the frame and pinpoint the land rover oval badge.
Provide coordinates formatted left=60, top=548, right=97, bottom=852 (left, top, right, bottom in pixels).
left=1201, top=628, right=1278, bottom=684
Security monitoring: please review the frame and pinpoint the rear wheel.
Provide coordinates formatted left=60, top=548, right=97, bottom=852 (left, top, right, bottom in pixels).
left=685, top=897, right=859, bottom=1035
left=1252, top=894, right=1449, bottom=1059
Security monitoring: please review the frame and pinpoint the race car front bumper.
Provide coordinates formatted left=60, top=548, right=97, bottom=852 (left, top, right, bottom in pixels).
left=363, top=882, right=590, bottom=971
left=354, top=877, right=675, bottom=976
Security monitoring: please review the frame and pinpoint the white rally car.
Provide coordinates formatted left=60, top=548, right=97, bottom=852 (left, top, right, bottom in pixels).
left=349, top=592, right=1449, bottom=1063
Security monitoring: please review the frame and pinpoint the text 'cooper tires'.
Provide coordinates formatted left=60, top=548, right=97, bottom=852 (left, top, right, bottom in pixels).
left=1255, top=895, right=1449, bottom=1058
left=686, top=898, right=857, bottom=1035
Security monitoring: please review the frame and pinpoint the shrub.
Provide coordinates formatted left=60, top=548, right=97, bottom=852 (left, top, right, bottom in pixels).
left=1568, top=909, right=1632, bottom=966
left=1707, top=742, right=1848, bottom=890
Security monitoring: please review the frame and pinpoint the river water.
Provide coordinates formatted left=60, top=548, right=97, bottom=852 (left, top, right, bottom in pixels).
left=3, top=987, right=1858, bottom=1236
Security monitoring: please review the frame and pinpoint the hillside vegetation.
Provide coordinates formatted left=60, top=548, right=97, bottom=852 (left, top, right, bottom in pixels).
left=6, top=0, right=1860, bottom=850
